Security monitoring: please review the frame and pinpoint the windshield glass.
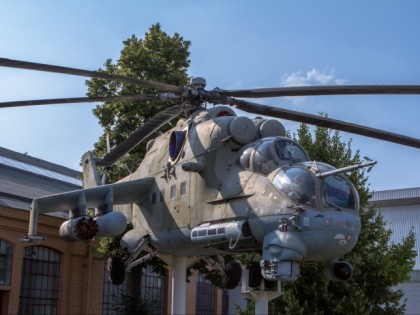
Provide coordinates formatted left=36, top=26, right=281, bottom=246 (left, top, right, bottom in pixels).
left=322, top=175, right=355, bottom=210
left=239, top=138, right=309, bottom=175
left=253, top=141, right=277, bottom=174
left=273, top=167, right=317, bottom=207
left=273, top=139, right=309, bottom=162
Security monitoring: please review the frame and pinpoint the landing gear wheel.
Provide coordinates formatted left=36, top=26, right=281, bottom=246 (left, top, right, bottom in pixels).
left=107, top=255, right=126, bottom=285
left=222, top=261, right=242, bottom=289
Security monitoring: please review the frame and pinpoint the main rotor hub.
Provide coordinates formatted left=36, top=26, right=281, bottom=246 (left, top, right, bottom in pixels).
left=181, top=77, right=209, bottom=115
left=190, top=77, right=206, bottom=90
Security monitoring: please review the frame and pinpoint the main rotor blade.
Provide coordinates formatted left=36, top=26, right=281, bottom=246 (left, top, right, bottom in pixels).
left=0, top=95, right=155, bottom=108
left=97, top=105, right=182, bottom=167
left=234, top=99, right=420, bottom=149
left=222, top=85, right=420, bottom=98
left=0, top=58, right=183, bottom=94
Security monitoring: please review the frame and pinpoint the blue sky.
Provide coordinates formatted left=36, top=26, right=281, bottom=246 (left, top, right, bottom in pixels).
left=0, top=0, right=419, bottom=192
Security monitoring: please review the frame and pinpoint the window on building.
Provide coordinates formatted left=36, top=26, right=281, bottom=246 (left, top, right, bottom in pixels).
left=18, top=246, right=60, bottom=315
left=132, top=265, right=166, bottom=315
left=196, top=273, right=215, bottom=315
left=102, top=264, right=165, bottom=315
left=102, top=263, right=129, bottom=315
left=0, top=239, right=13, bottom=285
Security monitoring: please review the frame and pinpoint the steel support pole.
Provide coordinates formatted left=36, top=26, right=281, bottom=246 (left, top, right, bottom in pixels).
left=254, top=292, right=269, bottom=315
left=171, top=256, right=187, bottom=315
left=241, top=269, right=282, bottom=315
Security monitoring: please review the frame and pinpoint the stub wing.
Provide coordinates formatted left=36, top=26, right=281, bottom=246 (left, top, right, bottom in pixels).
left=27, top=177, right=155, bottom=240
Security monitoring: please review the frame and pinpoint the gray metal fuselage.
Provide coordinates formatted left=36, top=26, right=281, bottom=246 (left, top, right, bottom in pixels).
left=117, top=106, right=361, bottom=265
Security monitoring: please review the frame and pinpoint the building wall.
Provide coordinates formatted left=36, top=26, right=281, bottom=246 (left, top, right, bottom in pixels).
left=102, top=264, right=227, bottom=315
left=370, top=187, right=420, bottom=315
left=398, top=282, right=420, bottom=315
left=0, top=205, right=104, bottom=315
left=377, top=204, right=420, bottom=269
left=173, top=268, right=224, bottom=315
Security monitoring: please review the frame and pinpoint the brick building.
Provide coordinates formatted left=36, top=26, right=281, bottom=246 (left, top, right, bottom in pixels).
left=3, top=145, right=418, bottom=314
left=0, top=147, right=104, bottom=314
left=0, top=146, right=229, bottom=314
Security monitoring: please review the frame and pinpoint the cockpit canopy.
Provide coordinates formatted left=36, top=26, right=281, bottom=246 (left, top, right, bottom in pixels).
left=273, top=166, right=317, bottom=207
left=239, top=138, right=358, bottom=211
left=239, top=137, right=310, bottom=175
left=272, top=162, right=358, bottom=211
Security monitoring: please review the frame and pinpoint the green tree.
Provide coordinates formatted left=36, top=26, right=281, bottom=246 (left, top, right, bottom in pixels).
left=268, top=121, right=416, bottom=314
left=112, top=289, right=154, bottom=315
left=86, top=24, right=190, bottom=274
left=86, top=23, right=190, bottom=181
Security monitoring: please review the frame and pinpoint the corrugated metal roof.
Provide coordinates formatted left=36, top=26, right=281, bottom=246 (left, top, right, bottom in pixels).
left=370, top=188, right=420, bottom=271
left=369, top=187, right=420, bottom=207
left=0, top=147, right=82, bottom=213
left=379, top=205, right=420, bottom=269
left=371, top=187, right=420, bottom=201
left=0, top=194, right=32, bottom=211
left=0, top=146, right=81, bottom=178
left=0, top=165, right=80, bottom=200
left=0, top=155, right=81, bottom=185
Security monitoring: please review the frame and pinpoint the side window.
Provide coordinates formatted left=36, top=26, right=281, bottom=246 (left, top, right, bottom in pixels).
left=160, top=189, right=165, bottom=202
left=170, top=185, right=176, bottom=200
left=180, top=181, right=187, bottom=196
left=239, top=146, right=255, bottom=170
left=322, top=175, right=355, bottom=210
left=0, top=239, right=13, bottom=285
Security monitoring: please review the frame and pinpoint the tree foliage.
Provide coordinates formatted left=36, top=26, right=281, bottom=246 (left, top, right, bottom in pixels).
left=86, top=23, right=190, bottom=181
left=112, top=289, right=154, bottom=315
left=87, top=24, right=190, bottom=274
left=268, top=121, right=417, bottom=314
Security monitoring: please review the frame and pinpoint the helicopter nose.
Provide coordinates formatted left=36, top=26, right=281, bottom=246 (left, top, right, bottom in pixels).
left=322, top=214, right=360, bottom=258
left=333, top=233, right=354, bottom=246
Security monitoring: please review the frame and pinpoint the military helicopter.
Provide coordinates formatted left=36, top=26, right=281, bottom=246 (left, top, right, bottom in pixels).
left=1, top=57, right=420, bottom=289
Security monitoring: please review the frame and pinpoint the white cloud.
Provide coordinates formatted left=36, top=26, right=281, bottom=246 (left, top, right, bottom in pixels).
left=281, top=68, right=347, bottom=87
left=230, top=80, right=245, bottom=89
left=280, top=68, right=347, bottom=104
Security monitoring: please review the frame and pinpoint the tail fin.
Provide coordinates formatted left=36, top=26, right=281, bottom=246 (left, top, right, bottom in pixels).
left=82, top=151, right=102, bottom=188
